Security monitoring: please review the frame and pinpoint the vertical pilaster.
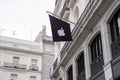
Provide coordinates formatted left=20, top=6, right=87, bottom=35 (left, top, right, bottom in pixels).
left=101, top=22, right=113, bottom=80
left=73, top=60, right=77, bottom=80
left=84, top=46, right=91, bottom=80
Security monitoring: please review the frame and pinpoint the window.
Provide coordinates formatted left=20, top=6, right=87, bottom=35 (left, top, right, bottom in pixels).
left=110, top=8, right=120, bottom=42
left=76, top=52, right=85, bottom=80
left=31, top=59, right=37, bottom=67
left=77, top=53, right=85, bottom=74
left=90, top=33, right=104, bottom=76
left=67, top=66, right=73, bottom=80
left=11, top=74, right=17, bottom=80
left=30, top=76, right=36, bottom=80
left=30, top=59, right=38, bottom=70
left=13, top=57, right=19, bottom=65
left=90, top=33, right=103, bottom=62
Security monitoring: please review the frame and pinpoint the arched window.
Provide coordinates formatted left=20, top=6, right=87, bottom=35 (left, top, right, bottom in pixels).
left=90, top=33, right=103, bottom=62
left=90, top=33, right=104, bottom=76
left=67, top=65, right=73, bottom=80
left=76, top=52, right=85, bottom=80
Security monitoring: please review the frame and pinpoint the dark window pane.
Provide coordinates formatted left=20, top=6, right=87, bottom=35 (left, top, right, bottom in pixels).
left=67, top=66, right=73, bottom=80
left=77, top=53, right=85, bottom=74
left=110, top=8, right=120, bottom=42
left=90, top=33, right=103, bottom=62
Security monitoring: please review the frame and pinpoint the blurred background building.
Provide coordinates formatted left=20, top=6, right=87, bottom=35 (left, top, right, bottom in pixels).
left=35, top=26, right=55, bottom=80
left=0, top=26, right=55, bottom=80
left=51, top=0, right=120, bottom=80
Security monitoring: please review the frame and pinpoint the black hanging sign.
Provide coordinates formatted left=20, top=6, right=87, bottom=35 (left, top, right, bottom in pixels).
left=49, top=15, right=72, bottom=42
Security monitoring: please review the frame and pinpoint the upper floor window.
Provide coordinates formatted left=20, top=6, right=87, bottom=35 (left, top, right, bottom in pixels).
left=30, top=76, right=36, bottom=80
left=11, top=74, right=17, bottom=80
left=110, top=8, right=120, bottom=42
left=90, top=33, right=104, bottom=76
left=31, top=59, right=37, bottom=67
left=90, top=33, right=103, bottom=62
left=29, top=59, right=38, bottom=71
left=67, top=65, right=73, bottom=80
left=13, top=57, right=19, bottom=65
left=76, top=52, right=85, bottom=80
left=77, top=53, right=85, bottom=74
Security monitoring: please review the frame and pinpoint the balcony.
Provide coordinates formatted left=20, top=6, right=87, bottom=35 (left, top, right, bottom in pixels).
left=60, top=0, right=70, bottom=17
left=29, top=65, right=39, bottom=71
left=4, top=62, right=26, bottom=69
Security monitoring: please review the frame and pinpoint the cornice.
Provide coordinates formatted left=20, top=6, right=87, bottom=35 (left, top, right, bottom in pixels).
left=0, top=45, right=42, bottom=55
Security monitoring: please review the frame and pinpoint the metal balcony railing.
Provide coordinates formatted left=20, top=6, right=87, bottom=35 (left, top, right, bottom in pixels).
left=77, top=71, right=85, bottom=80
left=60, top=0, right=70, bottom=17
left=91, top=54, right=104, bottom=76
left=29, top=65, right=39, bottom=71
left=111, top=36, right=120, bottom=59
left=4, top=62, right=26, bottom=69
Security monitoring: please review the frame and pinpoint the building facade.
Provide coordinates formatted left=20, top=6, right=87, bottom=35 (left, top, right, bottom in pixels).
left=0, top=27, right=55, bottom=80
left=51, top=0, right=120, bottom=80
left=0, top=36, right=42, bottom=80
left=35, top=26, right=55, bottom=80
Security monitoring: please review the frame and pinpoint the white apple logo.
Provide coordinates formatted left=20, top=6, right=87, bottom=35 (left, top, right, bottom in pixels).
left=57, top=27, right=65, bottom=37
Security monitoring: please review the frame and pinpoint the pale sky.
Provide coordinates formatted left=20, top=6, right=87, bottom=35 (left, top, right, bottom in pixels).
left=0, top=0, right=55, bottom=41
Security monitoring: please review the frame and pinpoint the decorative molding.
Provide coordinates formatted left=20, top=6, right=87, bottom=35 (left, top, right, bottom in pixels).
left=0, top=46, right=42, bottom=56
left=59, top=66, right=65, bottom=77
